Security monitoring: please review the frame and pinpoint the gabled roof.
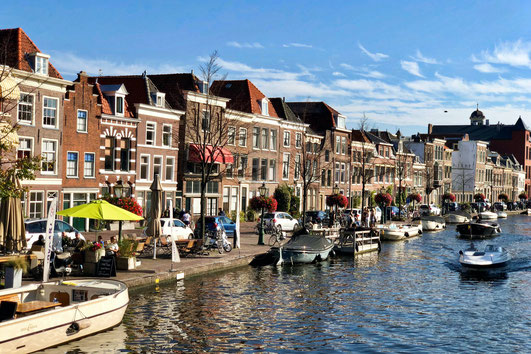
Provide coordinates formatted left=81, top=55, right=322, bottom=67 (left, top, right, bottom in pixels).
left=0, top=28, right=62, bottom=79
left=269, top=97, right=302, bottom=123
left=365, top=130, right=390, bottom=145
left=148, top=73, right=201, bottom=111
left=287, top=101, right=340, bottom=133
left=91, top=81, right=134, bottom=118
left=351, top=129, right=371, bottom=143
left=210, top=79, right=279, bottom=117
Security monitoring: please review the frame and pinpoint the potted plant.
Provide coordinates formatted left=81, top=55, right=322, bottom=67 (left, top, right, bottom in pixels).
left=473, top=193, right=486, bottom=202
left=498, top=193, right=509, bottom=203
left=116, top=239, right=139, bottom=270
left=83, top=241, right=105, bottom=263
left=518, top=192, right=528, bottom=201
left=4, top=257, right=28, bottom=288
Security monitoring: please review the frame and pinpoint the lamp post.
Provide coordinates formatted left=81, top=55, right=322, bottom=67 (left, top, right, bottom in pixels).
left=380, top=186, right=386, bottom=224
left=332, top=184, right=339, bottom=226
left=258, top=183, right=267, bottom=245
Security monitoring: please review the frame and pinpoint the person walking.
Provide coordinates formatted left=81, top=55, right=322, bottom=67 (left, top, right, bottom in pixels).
left=218, top=208, right=226, bottom=216
left=182, top=210, right=191, bottom=226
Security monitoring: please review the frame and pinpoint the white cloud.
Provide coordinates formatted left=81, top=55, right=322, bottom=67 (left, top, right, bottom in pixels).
left=358, top=70, right=386, bottom=79
left=253, top=79, right=350, bottom=99
left=358, top=43, right=389, bottom=62
left=400, top=61, right=424, bottom=77
left=479, top=39, right=531, bottom=68
left=340, top=63, right=355, bottom=70
left=332, top=71, right=346, bottom=77
left=227, top=41, right=264, bottom=49
left=410, top=49, right=439, bottom=64
left=473, top=63, right=506, bottom=73
left=283, top=43, right=313, bottom=48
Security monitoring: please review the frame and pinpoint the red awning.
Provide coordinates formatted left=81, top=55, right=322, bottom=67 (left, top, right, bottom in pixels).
left=188, top=144, right=234, bottom=164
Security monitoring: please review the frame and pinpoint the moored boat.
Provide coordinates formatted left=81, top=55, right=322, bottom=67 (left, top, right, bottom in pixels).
left=0, top=279, right=128, bottom=353
left=273, top=233, right=334, bottom=263
left=479, top=211, right=498, bottom=220
left=445, top=212, right=470, bottom=224
left=459, top=244, right=511, bottom=268
left=378, top=223, right=422, bottom=241
left=496, top=211, right=507, bottom=218
left=456, top=220, right=501, bottom=239
left=421, top=216, right=446, bottom=232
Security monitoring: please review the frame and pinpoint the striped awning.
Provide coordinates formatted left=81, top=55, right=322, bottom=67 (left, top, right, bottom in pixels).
left=0, top=75, right=20, bottom=100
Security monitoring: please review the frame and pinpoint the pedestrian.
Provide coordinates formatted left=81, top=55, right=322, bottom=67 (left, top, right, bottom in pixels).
left=218, top=208, right=226, bottom=216
left=370, top=209, right=376, bottom=228
left=182, top=210, right=191, bottom=226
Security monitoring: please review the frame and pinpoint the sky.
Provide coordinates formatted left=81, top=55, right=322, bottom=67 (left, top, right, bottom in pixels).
left=3, top=1, right=531, bottom=135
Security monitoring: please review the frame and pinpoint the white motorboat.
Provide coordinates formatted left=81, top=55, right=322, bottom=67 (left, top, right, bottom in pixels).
left=459, top=244, right=511, bottom=268
left=496, top=211, right=507, bottom=218
left=379, top=223, right=422, bottom=241
left=479, top=211, right=498, bottom=220
left=421, top=216, right=446, bottom=232
left=445, top=213, right=470, bottom=224
left=0, top=279, right=128, bottom=353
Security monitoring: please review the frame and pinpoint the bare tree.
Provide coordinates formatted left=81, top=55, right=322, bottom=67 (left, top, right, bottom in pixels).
left=452, top=166, right=475, bottom=203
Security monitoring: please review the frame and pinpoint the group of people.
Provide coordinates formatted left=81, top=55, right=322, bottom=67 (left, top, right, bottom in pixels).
left=344, top=208, right=378, bottom=229
left=161, top=208, right=192, bottom=227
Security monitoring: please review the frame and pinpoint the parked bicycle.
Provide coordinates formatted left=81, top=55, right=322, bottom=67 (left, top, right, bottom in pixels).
left=266, top=224, right=285, bottom=246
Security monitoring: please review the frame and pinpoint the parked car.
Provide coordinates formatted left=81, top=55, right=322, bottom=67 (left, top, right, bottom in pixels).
left=447, top=202, right=459, bottom=212
left=24, top=219, right=84, bottom=249
left=304, top=210, right=327, bottom=224
left=143, top=218, right=194, bottom=241
left=261, top=212, right=299, bottom=232
left=493, top=202, right=507, bottom=211
left=195, top=216, right=236, bottom=238
left=419, top=204, right=441, bottom=216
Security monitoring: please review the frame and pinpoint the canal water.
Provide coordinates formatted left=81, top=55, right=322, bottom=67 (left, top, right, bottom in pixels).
left=49, top=215, right=530, bottom=353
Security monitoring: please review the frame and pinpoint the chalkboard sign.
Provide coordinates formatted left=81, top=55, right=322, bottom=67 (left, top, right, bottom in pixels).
left=96, top=256, right=116, bottom=277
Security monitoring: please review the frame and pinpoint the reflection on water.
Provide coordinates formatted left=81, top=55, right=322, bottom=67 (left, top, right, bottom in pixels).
left=47, top=216, right=531, bottom=352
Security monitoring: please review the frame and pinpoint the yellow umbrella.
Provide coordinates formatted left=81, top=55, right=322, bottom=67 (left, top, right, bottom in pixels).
left=0, top=175, right=26, bottom=252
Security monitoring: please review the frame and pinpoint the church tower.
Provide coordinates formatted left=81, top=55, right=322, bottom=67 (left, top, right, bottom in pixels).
left=470, top=105, right=485, bottom=126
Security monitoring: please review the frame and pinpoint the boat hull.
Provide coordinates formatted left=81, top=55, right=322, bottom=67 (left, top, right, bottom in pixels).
left=280, top=247, right=334, bottom=263
left=380, top=224, right=421, bottom=241
left=421, top=220, right=445, bottom=232
left=446, top=214, right=469, bottom=224
left=479, top=211, right=498, bottom=220
left=456, top=223, right=501, bottom=239
left=459, top=251, right=511, bottom=268
left=496, top=212, right=507, bottom=218
left=0, top=280, right=128, bottom=353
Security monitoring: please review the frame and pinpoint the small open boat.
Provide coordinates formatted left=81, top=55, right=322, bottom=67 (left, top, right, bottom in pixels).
left=479, top=211, right=498, bottom=220
left=378, top=223, right=422, bottom=241
left=496, top=211, right=507, bottom=218
left=0, top=279, right=128, bottom=353
left=271, top=232, right=334, bottom=264
left=459, top=244, right=511, bottom=268
left=456, top=220, right=501, bottom=239
left=421, top=216, right=446, bottom=232
left=445, top=212, right=470, bottom=224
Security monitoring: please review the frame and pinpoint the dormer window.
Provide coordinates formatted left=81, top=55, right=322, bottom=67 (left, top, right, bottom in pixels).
left=261, top=98, right=269, bottom=116
left=337, top=115, right=346, bottom=129
left=29, top=53, right=50, bottom=76
left=152, top=92, right=165, bottom=107
left=100, top=84, right=128, bottom=117
left=116, top=97, right=124, bottom=115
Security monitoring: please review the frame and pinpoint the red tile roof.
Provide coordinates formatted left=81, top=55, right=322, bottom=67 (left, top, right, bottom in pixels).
left=0, top=28, right=63, bottom=79
left=210, top=79, right=279, bottom=117
left=91, top=81, right=134, bottom=118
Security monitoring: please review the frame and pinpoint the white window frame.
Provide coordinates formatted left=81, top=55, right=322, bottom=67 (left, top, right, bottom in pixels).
left=261, top=98, right=269, bottom=116
left=282, top=153, right=290, bottom=180
left=41, top=139, right=58, bottom=175
left=34, top=54, right=49, bottom=76
left=115, top=96, right=125, bottom=117
left=77, top=109, right=88, bottom=133
left=153, top=155, right=163, bottom=179
left=17, top=92, right=35, bottom=125
left=335, top=136, right=340, bottom=154
left=66, top=151, right=79, bottom=178
left=295, top=132, right=302, bottom=149
left=239, top=128, right=247, bottom=147
left=270, top=129, right=277, bottom=151
left=227, top=126, right=236, bottom=145
left=84, top=152, right=96, bottom=178
left=162, top=124, right=172, bottom=147
left=29, top=191, right=45, bottom=219
left=146, top=122, right=156, bottom=146
left=17, top=136, right=33, bottom=159
left=165, top=156, right=175, bottom=181
left=139, top=154, right=150, bottom=180
left=283, top=131, right=291, bottom=147
left=42, top=96, right=59, bottom=128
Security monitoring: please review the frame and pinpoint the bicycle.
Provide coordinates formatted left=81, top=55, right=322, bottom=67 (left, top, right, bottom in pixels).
left=267, top=224, right=284, bottom=246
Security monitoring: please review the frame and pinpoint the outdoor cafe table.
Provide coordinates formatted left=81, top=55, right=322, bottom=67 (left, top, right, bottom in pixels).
left=16, top=301, right=62, bottom=314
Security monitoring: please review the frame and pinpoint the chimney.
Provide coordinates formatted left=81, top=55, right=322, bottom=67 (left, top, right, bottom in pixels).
left=191, top=69, right=194, bottom=75
left=428, top=123, right=433, bottom=134
left=486, top=119, right=489, bottom=126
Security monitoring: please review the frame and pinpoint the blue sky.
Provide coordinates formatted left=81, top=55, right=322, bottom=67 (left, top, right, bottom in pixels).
left=3, top=1, right=531, bottom=134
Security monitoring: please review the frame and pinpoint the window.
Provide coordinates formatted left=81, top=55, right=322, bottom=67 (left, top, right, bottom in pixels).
left=238, top=155, right=247, bottom=178
left=295, top=133, right=302, bottom=148
left=239, top=128, right=247, bottom=147
left=270, top=130, right=277, bottom=151
left=17, top=138, right=32, bottom=159
left=104, top=137, right=115, bottom=171
left=261, top=128, right=269, bottom=149
left=35, top=55, right=48, bottom=75
left=341, top=163, right=345, bottom=182
left=162, top=125, right=172, bottom=147
left=202, top=111, right=211, bottom=131
left=43, top=97, right=58, bottom=127
left=261, top=98, right=269, bottom=116
left=146, top=123, right=155, bottom=145
left=261, top=159, right=268, bottom=180
left=269, top=160, right=276, bottom=181
left=77, top=110, right=87, bottom=132
left=140, top=155, right=149, bottom=180
left=294, top=155, right=301, bottom=180
left=325, top=150, right=330, bottom=162
left=337, top=115, right=346, bottom=129
left=252, top=158, right=259, bottom=181
left=282, top=154, right=290, bottom=179
left=84, top=153, right=95, bottom=178
left=341, top=137, right=346, bottom=155
left=120, top=138, right=130, bottom=171
left=29, top=191, right=44, bottom=219
left=226, top=163, right=233, bottom=178
left=165, top=157, right=175, bottom=181
left=41, top=140, right=57, bottom=174
left=66, top=152, right=78, bottom=177
left=335, top=162, right=340, bottom=182
left=153, top=156, right=162, bottom=178
left=116, top=97, right=124, bottom=115
left=253, top=127, right=260, bottom=149
left=335, top=136, right=340, bottom=154
left=283, top=131, right=290, bottom=147
left=228, top=126, right=236, bottom=145
left=18, top=93, right=34, bottom=124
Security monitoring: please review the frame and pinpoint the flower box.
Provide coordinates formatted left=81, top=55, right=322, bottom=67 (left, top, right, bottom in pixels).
left=4, top=267, right=22, bottom=288
left=84, top=249, right=105, bottom=263
left=116, top=256, right=136, bottom=270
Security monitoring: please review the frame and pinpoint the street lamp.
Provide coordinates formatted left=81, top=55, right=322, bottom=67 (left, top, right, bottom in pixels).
left=332, top=184, right=340, bottom=227
left=380, top=186, right=386, bottom=224
left=257, top=183, right=267, bottom=245
left=332, top=184, right=340, bottom=195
